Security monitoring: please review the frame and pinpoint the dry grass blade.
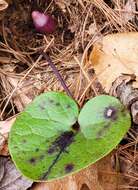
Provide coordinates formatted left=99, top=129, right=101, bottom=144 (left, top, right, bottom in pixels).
left=93, top=0, right=135, bottom=31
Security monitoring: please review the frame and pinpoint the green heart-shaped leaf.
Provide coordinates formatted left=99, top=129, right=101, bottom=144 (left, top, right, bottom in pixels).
left=9, top=92, right=131, bottom=181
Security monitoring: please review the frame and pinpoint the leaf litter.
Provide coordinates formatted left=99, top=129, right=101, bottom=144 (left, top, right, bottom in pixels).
left=0, top=0, right=138, bottom=189
left=0, top=157, right=32, bottom=190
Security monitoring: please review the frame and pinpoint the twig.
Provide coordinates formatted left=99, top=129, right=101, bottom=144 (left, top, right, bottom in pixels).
left=42, top=52, right=73, bottom=98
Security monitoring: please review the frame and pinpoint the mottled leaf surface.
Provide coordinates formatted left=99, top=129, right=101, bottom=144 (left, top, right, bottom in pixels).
left=9, top=93, right=131, bottom=181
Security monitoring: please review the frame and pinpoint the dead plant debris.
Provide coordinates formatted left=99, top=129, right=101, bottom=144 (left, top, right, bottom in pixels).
left=0, top=157, right=33, bottom=190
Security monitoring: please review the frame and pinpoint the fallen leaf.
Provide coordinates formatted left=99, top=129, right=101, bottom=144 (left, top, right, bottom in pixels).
left=7, top=77, right=32, bottom=112
left=0, top=117, right=15, bottom=155
left=0, top=57, right=18, bottom=64
left=32, top=154, right=125, bottom=190
left=97, top=154, right=119, bottom=190
left=89, top=32, right=138, bottom=92
left=0, top=157, right=33, bottom=190
left=31, top=163, right=103, bottom=190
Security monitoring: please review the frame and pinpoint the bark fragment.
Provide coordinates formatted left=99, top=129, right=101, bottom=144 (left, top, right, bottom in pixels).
left=109, top=74, right=138, bottom=124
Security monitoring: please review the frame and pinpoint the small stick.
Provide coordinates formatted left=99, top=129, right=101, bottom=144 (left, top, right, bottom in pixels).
left=42, top=52, right=73, bottom=98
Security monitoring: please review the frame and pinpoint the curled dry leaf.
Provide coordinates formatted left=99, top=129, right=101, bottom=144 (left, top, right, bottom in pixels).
left=0, top=157, right=33, bottom=190
left=0, top=118, right=15, bottom=155
left=0, top=0, right=8, bottom=11
left=89, top=32, right=138, bottom=92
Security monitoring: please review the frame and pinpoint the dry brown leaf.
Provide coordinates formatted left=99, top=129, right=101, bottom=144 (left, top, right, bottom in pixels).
left=0, top=157, right=33, bottom=190
left=7, top=77, right=32, bottom=112
left=31, top=154, right=124, bottom=190
left=0, top=0, right=8, bottom=11
left=0, top=57, right=18, bottom=64
left=89, top=32, right=138, bottom=92
left=0, top=117, right=15, bottom=155
left=31, top=163, right=103, bottom=190
left=97, top=153, right=120, bottom=190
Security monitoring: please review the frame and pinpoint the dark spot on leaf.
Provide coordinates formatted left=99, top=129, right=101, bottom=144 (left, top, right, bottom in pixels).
left=96, top=130, right=104, bottom=139
left=96, top=124, right=110, bottom=138
left=55, top=102, right=60, bottom=106
left=104, top=106, right=118, bottom=121
left=35, top=148, right=39, bottom=152
left=65, top=163, right=74, bottom=173
left=39, top=101, right=46, bottom=110
left=48, top=99, right=54, bottom=104
left=48, top=131, right=75, bottom=154
left=14, top=146, right=18, bottom=149
left=22, top=169, right=28, bottom=173
left=39, top=155, right=45, bottom=160
left=47, top=147, right=57, bottom=155
left=39, top=104, right=45, bottom=110
left=29, top=157, right=36, bottom=165
left=22, top=139, right=27, bottom=143
left=104, top=124, right=110, bottom=129
left=54, top=131, right=74, bottom=150
left=66, top=104, right=71, bottom=109
left=42, top=131, right=76, bottom=180
left=72, top=122, right=80, bottom=131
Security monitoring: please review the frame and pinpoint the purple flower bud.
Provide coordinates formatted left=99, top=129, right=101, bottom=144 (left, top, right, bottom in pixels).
left=32, top=11, right=56, bottom=34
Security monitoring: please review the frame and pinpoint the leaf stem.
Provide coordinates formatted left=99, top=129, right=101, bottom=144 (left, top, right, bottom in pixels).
left=42, top=52, right=73, bottom=98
